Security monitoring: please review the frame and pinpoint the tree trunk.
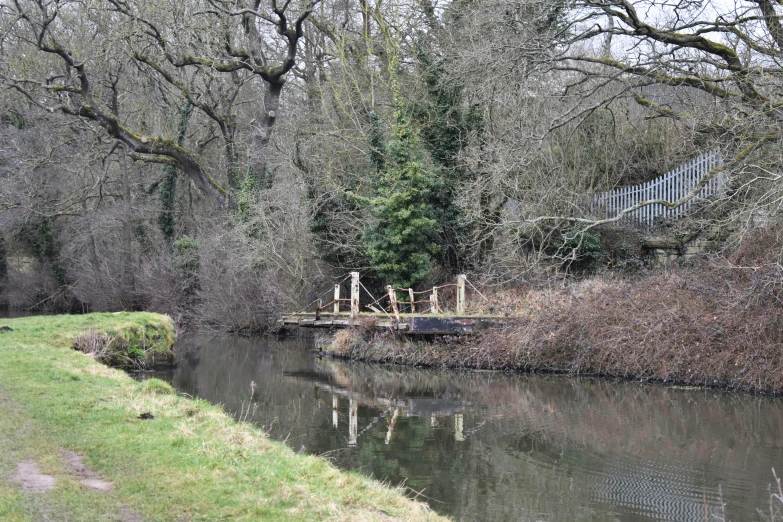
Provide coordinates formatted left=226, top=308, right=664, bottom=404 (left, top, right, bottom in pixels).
left=0, top=235, right=7, bottom=311
left=159, top=103, right=194, bottom=243
left=82, top=200, right=104, bottom=296
left=119, top=152, right=134, bottom=299
left=225, top=135, right=240, bottom=190
left=251, top=81, right=284, bottom=191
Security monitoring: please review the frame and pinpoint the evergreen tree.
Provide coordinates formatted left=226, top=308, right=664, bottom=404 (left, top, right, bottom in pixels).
left=362, top=54, right=440, bottom=289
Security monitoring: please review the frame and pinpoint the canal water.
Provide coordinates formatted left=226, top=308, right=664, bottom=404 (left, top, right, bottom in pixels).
left=151, top=334, right=783, bottom=521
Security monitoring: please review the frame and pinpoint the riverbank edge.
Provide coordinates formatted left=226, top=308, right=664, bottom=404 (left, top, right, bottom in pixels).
left=314, top=265, right=783, bottom=395
left=0, top=313, right=444, bottom=521
left=314, top=321, right=783, bottom=396
left=69, top=312, right=177, bottom=368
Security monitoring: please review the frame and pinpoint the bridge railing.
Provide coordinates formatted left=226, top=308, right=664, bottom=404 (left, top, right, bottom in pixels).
left=313, top=273, right=470, bottom=322
left=592, top=150, right=725, bottom=229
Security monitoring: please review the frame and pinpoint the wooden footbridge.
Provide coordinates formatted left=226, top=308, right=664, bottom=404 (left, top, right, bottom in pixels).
left=277, top=273, right=508, bottom=335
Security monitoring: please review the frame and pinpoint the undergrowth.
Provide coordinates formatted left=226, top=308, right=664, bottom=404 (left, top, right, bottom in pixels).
left=324, top=228, right=783, bottom=394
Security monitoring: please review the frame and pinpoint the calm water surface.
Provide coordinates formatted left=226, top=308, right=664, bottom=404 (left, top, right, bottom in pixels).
left=151, top=334, right=783, bottom=521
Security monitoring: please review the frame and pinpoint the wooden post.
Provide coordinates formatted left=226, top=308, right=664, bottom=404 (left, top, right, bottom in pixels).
left=315, top=299, right=322, bottom=320
left=350, top=272, right=360, bottom=318
left=408, top=288, right=415, bottom=313
left=387, top=285, right=400, bottom=322
left=431, top=288, right=439, bottom=314
left=456, top=274, right=466, bottom=315
left=333, top=284, right=341, bottom=314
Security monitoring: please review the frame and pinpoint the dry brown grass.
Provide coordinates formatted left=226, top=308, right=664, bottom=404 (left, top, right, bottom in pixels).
left=72, top=328, right=129, bottom=366
left=327, top=229, right=783, bottom=394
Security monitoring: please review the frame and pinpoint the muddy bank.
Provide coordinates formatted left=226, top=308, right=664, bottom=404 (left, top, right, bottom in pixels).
left=318, top=266, right=783, bottom=395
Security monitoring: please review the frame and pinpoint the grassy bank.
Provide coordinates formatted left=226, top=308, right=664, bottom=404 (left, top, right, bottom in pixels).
left=0, top=313, right=443, bottom=521
left=321, top=261, right=783, bottom=395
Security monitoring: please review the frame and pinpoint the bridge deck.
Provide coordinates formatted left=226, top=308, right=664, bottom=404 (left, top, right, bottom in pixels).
left=277, top=312, right=510, bottom=335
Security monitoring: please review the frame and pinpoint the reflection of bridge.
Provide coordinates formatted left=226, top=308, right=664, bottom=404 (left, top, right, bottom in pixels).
left=280, top=356, right=762, bottom=520
left=321, top=382, right=471, bottom=446
left=328, top=395, right=470, bottom=446
left=310, top=377, right=728, bottom=520
left=277, top=273, right=510, bottom=334
left=285, top=370, right=471, bottom=445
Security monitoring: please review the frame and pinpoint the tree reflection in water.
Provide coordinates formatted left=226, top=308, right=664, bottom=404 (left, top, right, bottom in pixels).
left=151, top=335, right=783, bottom=522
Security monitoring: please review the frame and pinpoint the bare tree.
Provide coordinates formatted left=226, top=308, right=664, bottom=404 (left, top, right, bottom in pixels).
left=536, top=0, right=783, bottom=220
left=430, top=0, right=783, bottom=279
left=1, top=0, right=319, bottom=206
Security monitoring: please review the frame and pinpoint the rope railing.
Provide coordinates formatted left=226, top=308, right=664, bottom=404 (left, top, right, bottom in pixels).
left=359, top=281, right=396, bottom=322
left=396, top=288, right=434, bottom=295
left=392, top=284, right=457, bottom=294
left=316, top=298, right=352, bottom=311
left=364, top=293, right=388, bottom=311
left=296, top=273, right=353, bottom=314
left=363, top=276, right=469, bottom=319
left=342, top=286, right=433, bottom=314
left=300, top=273, right=481, bottom=321
left=296, top=288, right=341, bottom=314
left=433, top=284, right=458, bottom=291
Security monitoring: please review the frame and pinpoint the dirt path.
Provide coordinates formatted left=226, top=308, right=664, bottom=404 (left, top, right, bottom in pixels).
left=12, top=461, right=56, bottom=493
left=61, top=451, right=113, bottom=492
left=0, top=388, right=142, bottom=522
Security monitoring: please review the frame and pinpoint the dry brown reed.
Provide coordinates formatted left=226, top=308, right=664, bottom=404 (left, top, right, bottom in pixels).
left=72, top=328, right=128, bottom=366
left=327, top=228, right=783, bottom=394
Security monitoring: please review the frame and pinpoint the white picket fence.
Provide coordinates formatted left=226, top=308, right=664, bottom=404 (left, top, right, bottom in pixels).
left=592, top=150, right=725, bottom=229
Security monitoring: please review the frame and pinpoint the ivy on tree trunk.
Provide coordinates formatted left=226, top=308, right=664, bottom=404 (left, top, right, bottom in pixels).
left=158, top=102, right=193, bottom=244
left=362, top=79, right=440, bottom=289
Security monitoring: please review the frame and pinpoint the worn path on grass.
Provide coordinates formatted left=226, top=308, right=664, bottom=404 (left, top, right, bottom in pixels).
left=0, top=313, right=445, bottom=521
left=0, top=387, right=139, bottom=521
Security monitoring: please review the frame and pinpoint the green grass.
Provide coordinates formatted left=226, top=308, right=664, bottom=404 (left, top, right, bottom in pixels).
left=0, top=313, right=444, bottom=521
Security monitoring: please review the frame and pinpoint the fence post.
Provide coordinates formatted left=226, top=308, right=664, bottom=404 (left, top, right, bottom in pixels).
left=334, top=285, right=341, bottom=314
left=387, top=285, right=400, bottom=322
left=408, top=288, right=415, bottom=313
left=432, top=287, right=439, bottom=314
left=350, top=272, right=360, bottom=318
left=315, top=299, right=322, bottom=320
left=456, top=274, right=466, bottom=315
left=385, top=408, right=400, bottom=445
